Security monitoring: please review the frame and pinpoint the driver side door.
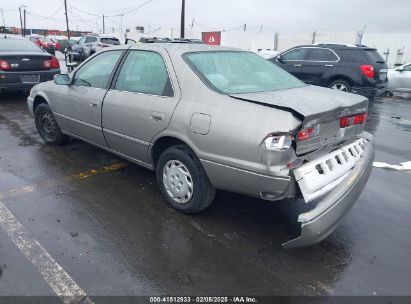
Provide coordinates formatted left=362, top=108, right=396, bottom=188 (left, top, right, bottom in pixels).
left=51, top=50, right=124, bottom=147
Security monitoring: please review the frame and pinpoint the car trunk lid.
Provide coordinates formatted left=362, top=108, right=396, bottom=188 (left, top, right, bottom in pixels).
left=230, top=85, right=369, bottom=155
left=0, top=51, right=52, bottom=71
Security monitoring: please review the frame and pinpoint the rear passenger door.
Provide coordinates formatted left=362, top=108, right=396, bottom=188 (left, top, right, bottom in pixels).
left=102, top=49, right=180, bottom=164
left=301, top=47, right=340, bottom=85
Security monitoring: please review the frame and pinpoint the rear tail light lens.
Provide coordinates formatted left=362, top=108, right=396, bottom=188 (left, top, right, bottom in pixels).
left=263, top=134, right=293, bottom=151
left=50, top=56, right=60, bottom=68
left=43, top=57, right=60, bottom=69
left=360, top=64, right=374, bottom=78
left=340, top=113, right=367, bottom=128
left=297, top=125, right=320, bottom=141
left=0, top=60, right=11, bottom=71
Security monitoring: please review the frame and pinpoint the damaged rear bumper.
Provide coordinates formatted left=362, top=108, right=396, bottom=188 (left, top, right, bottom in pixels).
left=283, top=132, right=375, bottom=249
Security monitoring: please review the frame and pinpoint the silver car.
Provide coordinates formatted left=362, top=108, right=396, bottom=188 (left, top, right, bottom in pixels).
left=387, top=63, right=411, bottom=94
left=27, top=44, right=375, bottom=248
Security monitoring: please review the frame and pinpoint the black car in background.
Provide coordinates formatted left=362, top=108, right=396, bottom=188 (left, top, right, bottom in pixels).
left=271, top=44, right=388, bottom=101
left=0, top=36, right=60, bottom=93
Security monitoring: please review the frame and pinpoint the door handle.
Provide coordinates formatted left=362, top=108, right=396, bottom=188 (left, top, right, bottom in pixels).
left=325, top=64, right=334, bottom=67
left=90, top=103, right=98, bottom=108
left=293, top=64, right=302, bottom=67
left=151, top=112, right=165, bottom=121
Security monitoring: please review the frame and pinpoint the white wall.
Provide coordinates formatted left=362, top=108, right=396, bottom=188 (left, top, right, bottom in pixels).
left=113, top=29, right=411, bottom=67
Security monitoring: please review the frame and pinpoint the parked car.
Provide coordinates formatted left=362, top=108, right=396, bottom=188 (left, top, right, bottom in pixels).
left=73, top=34, right=120, bottom=59
left=30, top=36, right=56, bottom=55
left=386, top=63, right=411, bottom=94
left=271, top=44, right=388, bottom=102
left=27, top=44, right=374, bottom=248
left=58, top=39, right=78, bottom=54
left=257, top=50, right=280, bottom=60
left=0, top=35, right=60, bottom=93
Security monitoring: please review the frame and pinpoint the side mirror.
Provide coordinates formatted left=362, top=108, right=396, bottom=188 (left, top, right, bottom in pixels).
left=54, top=74, right=71, bottom=85
left=276, top=54, right=283, bottom=62
left=397, top=67, right=404, bottom=72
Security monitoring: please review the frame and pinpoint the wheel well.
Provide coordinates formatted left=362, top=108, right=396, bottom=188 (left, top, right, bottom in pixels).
left=327, top=75, right=352, bottom=87
left=33, top=96, right=48, bottom=113
left=151, top=136, right=189, bottom=168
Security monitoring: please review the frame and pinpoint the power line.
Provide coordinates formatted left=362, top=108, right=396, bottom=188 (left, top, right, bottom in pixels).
left=47, top=3, right=64, bottom=19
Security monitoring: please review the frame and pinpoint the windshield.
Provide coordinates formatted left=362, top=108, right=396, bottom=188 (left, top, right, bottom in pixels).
left=184, top=51, right=305, bottom=94
left=0, top=38, right=42, bottom=52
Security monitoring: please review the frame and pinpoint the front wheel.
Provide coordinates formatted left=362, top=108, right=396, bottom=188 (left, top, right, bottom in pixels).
left=328, top=79, right=351, bottom=92
left=34, top=103, right=68, bottom=145
left=156, top=145, right=216, bottom=214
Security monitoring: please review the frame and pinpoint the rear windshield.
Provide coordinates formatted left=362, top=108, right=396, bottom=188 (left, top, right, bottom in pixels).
left=100, top=38, right=120, bottom=45
left=0, top=38, right=42, bottom=52
left=184, top=51, right=305, bottom=94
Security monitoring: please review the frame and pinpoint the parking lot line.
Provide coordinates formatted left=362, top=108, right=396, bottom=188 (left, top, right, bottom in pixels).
left=0, top=199, right=95, bottom=304
left=0, top=162, right=129, bottom=200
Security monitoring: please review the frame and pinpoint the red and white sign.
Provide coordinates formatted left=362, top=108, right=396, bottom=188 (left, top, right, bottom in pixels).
left=202, top=31, right=221, bottom=45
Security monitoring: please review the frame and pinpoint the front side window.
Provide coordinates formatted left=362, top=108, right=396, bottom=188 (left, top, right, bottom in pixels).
left=73, top=50, right=123, bottom=89
left=306, top=48, right=338, bottom=61
left=281, top=48, right=308, bottom=61
left=184, top=51, right=305, bottom=94
left=115, top=50, right=173, bottom=97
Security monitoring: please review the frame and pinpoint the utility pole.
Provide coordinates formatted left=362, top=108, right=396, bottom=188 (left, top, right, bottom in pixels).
left=64, top=0, right=70, bottom=40
left=19, top=7, right=23, bottom=36
left=23, top=8, right=26, bottom=37
left=120, top=14, right=124, bottom=33
left=180, top=0, right=185, bottom=38
left=103, top=15, right=105, bottom=34
left=243, top=23, right=247, bottom=31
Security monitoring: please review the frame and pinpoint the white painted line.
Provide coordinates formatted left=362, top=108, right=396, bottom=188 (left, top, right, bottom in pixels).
left=373, top=161, right=411, bottom=172
left=0, top=200, right=94, bottom=304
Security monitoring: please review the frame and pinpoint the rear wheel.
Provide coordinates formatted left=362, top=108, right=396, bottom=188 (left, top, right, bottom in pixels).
left=156, top=145, right=215, bottom=214
left=328, top=79, right=351, bottom=92
left=34, top=103, right=68, bottom=145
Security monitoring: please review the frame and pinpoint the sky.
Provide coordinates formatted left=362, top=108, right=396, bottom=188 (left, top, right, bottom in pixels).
left=1, top=0, right=410, bottom=34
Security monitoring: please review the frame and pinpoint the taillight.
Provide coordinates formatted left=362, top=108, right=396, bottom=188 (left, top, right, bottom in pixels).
left=360, top=65, right=374, bottom=78
left=0, top=60, right=11, bottom=71
left=340, top=113, right=367, bottom=128
left=50, top=56, right=60, bottom=68
left=297, top=125, right=320, bottom=141
left=262, top=134, right=293, bottom=151
left=43, top=57, right=60, bottom=69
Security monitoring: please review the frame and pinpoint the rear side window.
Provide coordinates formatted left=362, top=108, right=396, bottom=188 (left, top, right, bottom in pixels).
left=100, top=38, right=120, bottom=45
left=364, top=49, right=385, bottom=63
left=281, top=48, right=308, bottom=60
left=306, top=48, right=338, bottom=61
left=115, top=50, right=173, bottom=97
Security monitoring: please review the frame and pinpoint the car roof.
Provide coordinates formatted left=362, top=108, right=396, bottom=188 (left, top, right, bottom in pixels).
left=128, top=43, right=242, bottom=55
left=288, top=43, right=376, bottom=50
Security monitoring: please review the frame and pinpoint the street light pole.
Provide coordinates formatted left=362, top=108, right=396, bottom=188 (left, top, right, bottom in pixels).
left=19, top=7, right=23, bottom=36
left=180, top=0, right=185, bottom=38
left=64, top=0, right=70, bottom=40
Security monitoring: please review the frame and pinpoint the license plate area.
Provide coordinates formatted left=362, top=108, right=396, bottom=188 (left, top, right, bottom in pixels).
left=294, top=138, right=367, bottom=203
left=21, top=74, right=40, bottom=83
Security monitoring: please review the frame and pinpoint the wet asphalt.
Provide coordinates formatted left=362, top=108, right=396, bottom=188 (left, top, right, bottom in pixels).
left=0, top=91, right=410, bottom=298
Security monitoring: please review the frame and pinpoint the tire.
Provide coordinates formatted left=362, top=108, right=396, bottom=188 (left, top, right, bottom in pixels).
left=156, top=145, right=216, bottom=214
left=328, top=79, right=351, bottom=92
left=34, top=103, right=68, bottom=145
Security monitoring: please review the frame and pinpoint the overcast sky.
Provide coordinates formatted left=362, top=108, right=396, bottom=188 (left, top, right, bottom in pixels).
left=1, top=0, right=410, bottom=34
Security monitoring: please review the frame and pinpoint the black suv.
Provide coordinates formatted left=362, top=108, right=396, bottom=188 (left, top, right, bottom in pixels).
left=271, top=44, right=388, bottom=101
